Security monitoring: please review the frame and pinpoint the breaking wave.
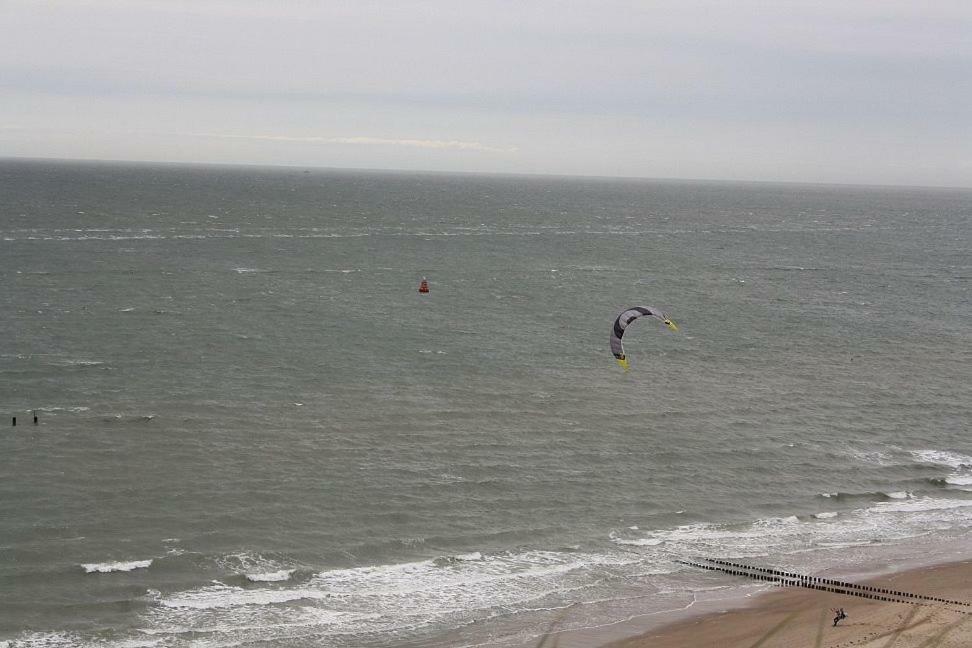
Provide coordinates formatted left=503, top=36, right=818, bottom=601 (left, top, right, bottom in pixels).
left=245, top=569, right=296, bottom=583
left=82, top=559, right=153, bottom=574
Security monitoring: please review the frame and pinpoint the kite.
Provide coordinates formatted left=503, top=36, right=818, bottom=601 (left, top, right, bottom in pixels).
left=611, top=306, right=678, bottom=370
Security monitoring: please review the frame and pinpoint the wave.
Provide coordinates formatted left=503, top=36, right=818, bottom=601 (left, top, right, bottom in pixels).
left=432, top=551, right=483, bottom=566
left=911, top=449, right=972, bottom=469
left=817, top=490, right=912, bottom=501
left=612, top=493, right=972, bottom=560
left=82, top=559, right=152, bottom=573
left=867, top=497, right=972, bottom=514
left=63, top=492, right=972, bottom=646
left=161, top=583, right=325, bottom=609
left=213, top=551, right=292, bottom=576
left=612, top=537, right=664, bottom=547
left=847, top=449, right=896, bottom=467
left=912, top=450, right=972, bottom=490
left=98, top=414, right=156, bottom=423
left=245, top=569, right=296, bottom=583
left=144, top=548, right=640, bottom=643
left=1, top=632, right=164, bottom=648
left=45, top=359, right=104, bottom=367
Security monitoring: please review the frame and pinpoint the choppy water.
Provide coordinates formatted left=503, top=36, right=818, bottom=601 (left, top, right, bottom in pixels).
left=1, top=159, right=970, bottom=647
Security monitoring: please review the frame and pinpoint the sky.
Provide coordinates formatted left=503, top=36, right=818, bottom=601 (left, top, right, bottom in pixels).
left=1, top=0, right=970, bottom=186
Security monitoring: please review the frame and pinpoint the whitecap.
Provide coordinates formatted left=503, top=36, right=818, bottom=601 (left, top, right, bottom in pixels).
left=53, top=359, right=104, bottom=367
left=912, top=449, right=972, bottom=469
left=868, top=497, right=972, bottom=514
left=848, top=449, right=895, bottom=466
left=399, top=537, right=425, bottom=548
left=1, top=632, right=81, bottom=648
left=613, top=537, right=663, bottom=546
left=812, top=512, right=838, bottom=519
left=752, top=515, right=801, bottom=527
left=161, top=583, right=324, bottom=609
left=246, top=569, right=296, bottom=583
left=82, top=559, right=152, bottom=573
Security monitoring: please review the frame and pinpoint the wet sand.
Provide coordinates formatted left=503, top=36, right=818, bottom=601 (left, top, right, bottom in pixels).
left=600, top=559, right=972, bottom=648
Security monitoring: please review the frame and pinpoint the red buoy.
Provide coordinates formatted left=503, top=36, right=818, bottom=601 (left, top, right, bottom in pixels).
left=418, top=277, right=430, bottom=293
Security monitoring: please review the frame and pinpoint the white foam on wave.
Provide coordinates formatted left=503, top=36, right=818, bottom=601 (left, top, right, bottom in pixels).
left=144, top=548, right=639, bottom=642
left=867, top=497, right=972, bottom=514
left=912, top=450, right=972, bottom=490
left=885, top=491, right=912, bottom=499
left=754, top=516, right=801, bottom=527
left=214, top=550, right=292, bottom=577
left=246, top=569, right=296, bottom=583
left=0, top=632, right=77, bottom=648
left=614, top=493, right=972, bottom=561
left=135, top=491, right=972, bottom=646
left=49, top=359, right=104, bottom=367
left=3, top=632, right=164, bottom=648
left=912, top=449, right=972, bottom=469
left=162, top=582, right=325, bottom=609
left=82, top=559, right=152, bottom=573
left=614, top=537, right=664, bottom=547
left=848, top=449, right=896, bottom=467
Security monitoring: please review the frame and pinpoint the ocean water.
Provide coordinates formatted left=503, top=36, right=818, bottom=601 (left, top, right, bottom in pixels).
left=1, top=159, right=970, bottom=647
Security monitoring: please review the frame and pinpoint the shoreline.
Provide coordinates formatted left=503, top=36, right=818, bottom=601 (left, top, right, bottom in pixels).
left=591, top=559, right=972, bottom=648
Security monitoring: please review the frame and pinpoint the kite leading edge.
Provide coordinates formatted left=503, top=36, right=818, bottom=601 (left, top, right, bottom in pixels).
left=611, top=306, right=678, bottom=371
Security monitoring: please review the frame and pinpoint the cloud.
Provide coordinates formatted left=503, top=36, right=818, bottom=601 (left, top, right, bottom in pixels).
left=192, top=133, right=518, bottom=154
left=3, top=0, right=970, bottom=184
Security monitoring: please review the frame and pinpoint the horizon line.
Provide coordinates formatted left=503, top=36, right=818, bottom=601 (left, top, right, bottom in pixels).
left=2, top=154, right=970, bottom=192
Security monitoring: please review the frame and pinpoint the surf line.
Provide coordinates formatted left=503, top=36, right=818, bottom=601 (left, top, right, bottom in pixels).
left=678, top=558, right=971, bottom=613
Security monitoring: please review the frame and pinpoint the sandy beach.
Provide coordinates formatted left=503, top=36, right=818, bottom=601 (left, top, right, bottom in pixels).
left=603, top=560, right=972, bottom=648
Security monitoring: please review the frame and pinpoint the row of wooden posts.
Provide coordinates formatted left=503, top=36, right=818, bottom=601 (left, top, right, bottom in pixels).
left=681, top=558, right=970, bottom=610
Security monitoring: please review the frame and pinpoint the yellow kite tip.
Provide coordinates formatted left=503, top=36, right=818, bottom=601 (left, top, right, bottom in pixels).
left=665, top=319, right=679, bottom=332
left=616, top=357, right=630, bottom=371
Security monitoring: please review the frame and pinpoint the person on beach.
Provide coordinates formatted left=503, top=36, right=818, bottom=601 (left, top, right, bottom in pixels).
left=832, top=608, right=847, bottom=626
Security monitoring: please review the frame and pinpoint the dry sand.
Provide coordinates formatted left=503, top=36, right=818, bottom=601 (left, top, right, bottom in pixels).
left=601, top=560, right=972, bottom=648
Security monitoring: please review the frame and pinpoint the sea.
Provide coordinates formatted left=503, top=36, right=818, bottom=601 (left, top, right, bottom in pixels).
left=1, top=158, right=970, bottom=648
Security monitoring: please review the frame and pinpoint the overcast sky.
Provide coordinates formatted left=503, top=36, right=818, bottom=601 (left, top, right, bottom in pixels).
left=2, top=0, right=970, bottom=186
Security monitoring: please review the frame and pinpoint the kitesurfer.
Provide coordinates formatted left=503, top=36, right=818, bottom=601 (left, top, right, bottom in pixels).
left=832, top=608, right=846, bottom=626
